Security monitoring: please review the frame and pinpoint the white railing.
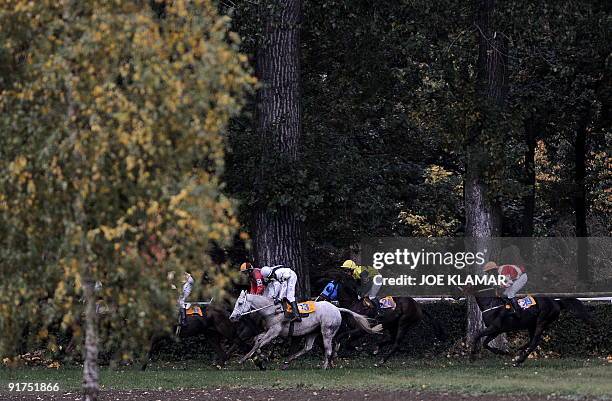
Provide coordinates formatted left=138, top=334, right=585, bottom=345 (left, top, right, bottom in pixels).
left=414, top=296, right=612, bottom=303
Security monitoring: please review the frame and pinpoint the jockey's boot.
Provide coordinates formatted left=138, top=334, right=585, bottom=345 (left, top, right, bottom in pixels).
left=179, top=307, right=187, bottom=326
left=370, top=297, right=381, bottom=317
left=510, top=297, right=521, bottom=316
left=289, top=301, right=302, bottom=322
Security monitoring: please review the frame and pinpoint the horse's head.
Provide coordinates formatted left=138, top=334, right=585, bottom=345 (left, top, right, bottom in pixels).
left=229, top=290, right=251, bottom=322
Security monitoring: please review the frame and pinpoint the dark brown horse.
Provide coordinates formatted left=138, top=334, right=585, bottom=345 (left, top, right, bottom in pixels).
left=321, top=275, right=446, bottom=363
left=141, top=303, right=257, bottom=370
left=466, top=287, right=594, bottom=366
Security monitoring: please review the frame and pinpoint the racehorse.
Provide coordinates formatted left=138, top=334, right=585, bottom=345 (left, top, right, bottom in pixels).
left=320, top=275, right=447, bottom=363
left=466, top=287, right=594, bottom=366
left=229, top=291, right=382, bottom=370
left=141, top=303, right=248, bottom=371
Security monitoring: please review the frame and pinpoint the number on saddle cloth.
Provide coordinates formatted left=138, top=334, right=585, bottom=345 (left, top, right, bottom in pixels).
left=186, top=305, right=205, bottom=317
left=517, top=296, right=537, bottom=310
left=286, top=301, right=317, bottom=316
left=321, top=281, right=339, bottom=301
left=379, top=296, right=396, bottom=310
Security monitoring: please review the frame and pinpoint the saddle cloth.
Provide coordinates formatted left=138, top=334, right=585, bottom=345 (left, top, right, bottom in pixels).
left=517, top=296, right=537, bottom=309
left=379, top=296, right=396, bottom=310
left=186, top=305, right=205, bottom=316
left=286, top=301, right=316, bottom=314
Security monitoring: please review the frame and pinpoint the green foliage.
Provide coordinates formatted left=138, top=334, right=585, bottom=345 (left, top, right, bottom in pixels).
left=0, top=0, right=254, bottom=359
left=225, top=0, right=610, bottom=274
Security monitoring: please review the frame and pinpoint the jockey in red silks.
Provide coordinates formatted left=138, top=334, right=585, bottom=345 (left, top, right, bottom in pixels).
left=484, top=261, right=528, bottom=315
left=240, top=262, right=265, bottom=295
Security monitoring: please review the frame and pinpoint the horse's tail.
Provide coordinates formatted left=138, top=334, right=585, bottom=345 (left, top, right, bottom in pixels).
left=422, top=308, right=448, bottom=342
left=556, top=298, right=594, bottom=325
left=338, top=308, right=383, bottom=335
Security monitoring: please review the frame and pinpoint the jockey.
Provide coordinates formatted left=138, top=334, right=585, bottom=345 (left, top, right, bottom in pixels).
left=260, top=265, right=301, bottom=322
left=178, top=271, right=195, bottom=327
left=240, top=262, right=266, bottom=295
left=341, top=259, right=381, bottom=301
left=484, top=261, right=528, bottom=315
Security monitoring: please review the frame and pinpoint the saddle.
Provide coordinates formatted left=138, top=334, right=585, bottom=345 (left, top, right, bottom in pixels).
left=284, top=300, right=316, bottom=318
left=516, top=295, right=537, bottom=310
left=186, top=305, right=205, bottom=317
left=362, top=296, right=396, bottom=312
left=379, top=296, right=396, bottom=310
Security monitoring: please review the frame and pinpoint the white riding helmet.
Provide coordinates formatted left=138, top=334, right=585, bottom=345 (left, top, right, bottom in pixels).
left=260, top=265, right=272, bottom=279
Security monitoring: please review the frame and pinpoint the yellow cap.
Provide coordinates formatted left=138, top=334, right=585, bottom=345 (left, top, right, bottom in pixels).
left=239, top=262, right=252, bottom=272
left=341, top=260, right=358, bottom=270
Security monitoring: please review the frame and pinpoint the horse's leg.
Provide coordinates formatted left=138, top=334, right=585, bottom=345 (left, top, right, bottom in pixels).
left=482, top=331, right=509, bottom=355
left=469, top=325, right=499, bottom=360
left=239, top=326, right=281, bottom=364
left=141, top=334, right=166, bottom=371
left=334, top=327, right=359, bottom=352
left=373, top=332, right=395, bottom=356
left=381, top=318, right=418, bottom=364
left=206, top=331, right=228, bottom=368
left=512, top=321, right=548, bottom=366
left=322, top=331, right=336, bottom=370
left=373, top=321, right=396, bottom=356
left=281, top=333, right=317, bottom=370
left=517, top=326, right=536, bottom=353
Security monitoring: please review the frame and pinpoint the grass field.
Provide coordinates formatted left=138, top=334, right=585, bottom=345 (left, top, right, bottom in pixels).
left=1, top=357, right=610, bottom=398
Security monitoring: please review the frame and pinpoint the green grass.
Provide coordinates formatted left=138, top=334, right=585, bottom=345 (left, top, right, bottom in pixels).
left=1, top=357, right=610, bottom=398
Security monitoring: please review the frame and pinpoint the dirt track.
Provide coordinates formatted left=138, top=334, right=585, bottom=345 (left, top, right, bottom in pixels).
left=0, top=388, right=603, bottom=401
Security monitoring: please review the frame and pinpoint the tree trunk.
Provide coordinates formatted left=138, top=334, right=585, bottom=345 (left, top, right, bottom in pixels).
left=521, top=116, right=538, bottom=262
left=574, top=111, right=590, bottom=284
left=465, top=0, right=507, bottom=345
left=522, top=116, right=537, bottom=238
left=62, top=2, right=99, bottom=396
left=82, top=276, right=99, bottom=401
left=253, top=0, right=309, bottom=297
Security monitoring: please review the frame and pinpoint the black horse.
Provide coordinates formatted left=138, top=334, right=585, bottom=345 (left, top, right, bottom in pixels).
left=468, top=288, right=594, bottom=366
left=141, top=303, right=264, bottom=370
left=320, top=274, right=446, bottom=363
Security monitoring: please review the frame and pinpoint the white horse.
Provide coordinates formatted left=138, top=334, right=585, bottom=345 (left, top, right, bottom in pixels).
left=230, top=291, right=382, bottom=369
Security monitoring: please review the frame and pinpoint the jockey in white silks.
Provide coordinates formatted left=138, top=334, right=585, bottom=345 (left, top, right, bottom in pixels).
left=178, top=272, right=194, bottom=327
left=260, top=265, right=301, bottom=322
left=263, top=279, right=281, bottom=299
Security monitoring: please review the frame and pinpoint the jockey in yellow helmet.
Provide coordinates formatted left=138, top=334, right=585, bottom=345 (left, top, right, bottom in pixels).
left=340, top=259, right=381, bottom=301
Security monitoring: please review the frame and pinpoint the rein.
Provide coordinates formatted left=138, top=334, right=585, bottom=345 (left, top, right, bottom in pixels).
left=237, top=302, right=277, bottom=317
left=481, top=304, right=505, bottom=314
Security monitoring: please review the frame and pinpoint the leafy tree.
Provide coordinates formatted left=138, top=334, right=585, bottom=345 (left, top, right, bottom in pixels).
left=0, top=1, right=253, bottom=398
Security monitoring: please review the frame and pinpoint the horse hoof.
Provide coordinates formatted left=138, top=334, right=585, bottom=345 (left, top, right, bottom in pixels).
left=372, top=349, right=379, bottom=356
left=280, top=362, right=290, bottom=371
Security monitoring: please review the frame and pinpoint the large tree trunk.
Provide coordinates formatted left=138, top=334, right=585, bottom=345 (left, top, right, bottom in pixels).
left=253, top=0, right=309, bottom=297
left=465, top=0, right=507, bottom=344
